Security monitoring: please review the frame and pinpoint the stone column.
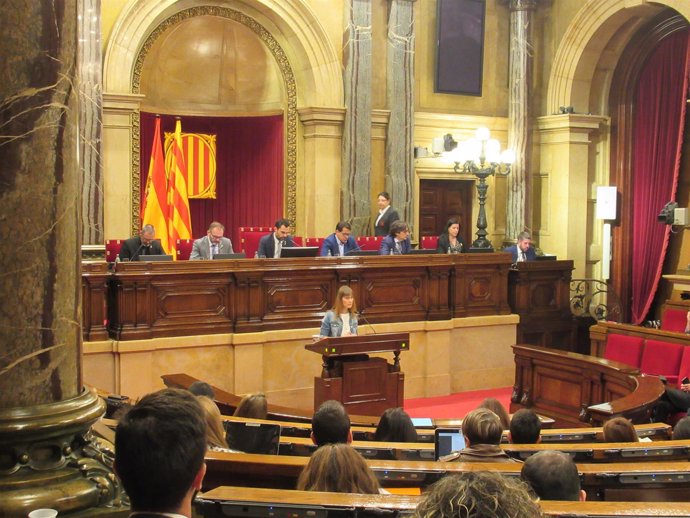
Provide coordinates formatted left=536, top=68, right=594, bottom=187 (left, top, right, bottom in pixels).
left=342, top=0, right=373, bottom=236
left=505, top=0, right=537, bottom=241
left=79, top=0, right=104, bottom=246
left=385, top=0, right=416, bottom=229
left=0, top=1, right=119, bottom=513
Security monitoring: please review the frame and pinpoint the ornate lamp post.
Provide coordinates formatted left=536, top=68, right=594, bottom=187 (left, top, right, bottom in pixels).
left=452, top=127, right=514, bottom=252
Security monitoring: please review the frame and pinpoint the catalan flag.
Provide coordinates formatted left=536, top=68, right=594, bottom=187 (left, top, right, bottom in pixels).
left=167, top=119, right=193, bottom=257
left=141, top=117, right=172, bottom=254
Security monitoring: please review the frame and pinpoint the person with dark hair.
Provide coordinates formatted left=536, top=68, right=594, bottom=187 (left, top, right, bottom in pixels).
left=509, top=409, right=542, bottom=444
left=440, top=408, right=518, bottom=463
left=297, top=443, right=381, bottom=494
left=118, top=224, right=164, bottom=261
left=436, top=218, right=466, bottom=254
left=374, top=191, right=400, bottom=237
left=320, top=221, right=359, bottom=256
left=521, top=450, right=586, bottom=501
left=477, top=398, right=510, bottom=430
left=379, top=220, right=411, bottom=255
left=415, top=472, right=541, bottom=518
left=651, top=379, right=690, bottom=423
left=672, top=416, right=690, bottom=440
left=311, top=400, right=352, bottom=446
left=258, top=218, right=296, bottom=258
left=602, top=417, right=638, bottom=443
left=374, top=407, right=418, bottom=442
left=504, top=231, right=537, bottom=262
left=114, top=388, right=206, bottom=517
left=234, top=393, right=268, bottom=419
left=319, top=285, right=358, bottom=337
left=188, top=381, right=215, bottom=400
left=190, top=221, right=234, bottom=260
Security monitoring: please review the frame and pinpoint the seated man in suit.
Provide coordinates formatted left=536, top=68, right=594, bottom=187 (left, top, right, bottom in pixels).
left=311, top=400, right=352, bottom=447
left=190, top=221, right=233, bottom=260
left=257, top=218, right=296, bottom=258
left=521, top=450, right=586, bottom=501
left=320, top=221, right=359, bottom=256
left=504, top=231, right=537, bottom=262
left=115, top=388, right=206, bottom=518
left=118, top=224, right=164, bottom=261
left=379, top=220, right=411, bottom=255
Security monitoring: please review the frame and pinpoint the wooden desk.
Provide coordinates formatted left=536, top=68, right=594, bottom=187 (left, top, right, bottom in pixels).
left=82, top=261, right=110, bottom=341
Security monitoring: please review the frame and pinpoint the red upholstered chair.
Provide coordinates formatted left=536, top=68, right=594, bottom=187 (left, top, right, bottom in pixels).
left=303, top=237, right=324, bottom=249
left=661, top=308, right=687, bottom=333
left=105, top=239, right=123, bottom=262
left=603, top=334, right=644, bottom=368
left=640, top=339, right=684, bottom=386
left=291, top=236, right=304, bottom=247
left=359, top=236, right=383, bottom=251
left=176, top=239, right=194, bottom=260
left=420, top=236, right=439, bottom=250
left=238, top=226, right=273, bottom=258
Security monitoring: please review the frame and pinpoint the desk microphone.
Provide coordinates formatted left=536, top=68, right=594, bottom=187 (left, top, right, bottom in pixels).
left=344, top=244, right=363, bottom=256
left=358, top=311, right=377, bottom=335
left=131, top=244, right=147, bottom=262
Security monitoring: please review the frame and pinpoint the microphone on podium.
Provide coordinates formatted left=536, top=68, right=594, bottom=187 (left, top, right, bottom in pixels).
left=358, top=311, right=377, bottom=335
left=344, top=244, right=363, bottom=256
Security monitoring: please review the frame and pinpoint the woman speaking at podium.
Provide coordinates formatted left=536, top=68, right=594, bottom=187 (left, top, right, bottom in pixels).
left=319, top=286, right=358, bottom=337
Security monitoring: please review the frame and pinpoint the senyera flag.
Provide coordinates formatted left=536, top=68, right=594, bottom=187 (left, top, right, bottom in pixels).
left=166, top=119, right=193, bottom=259
left=141, top=116, right=171, bottom=254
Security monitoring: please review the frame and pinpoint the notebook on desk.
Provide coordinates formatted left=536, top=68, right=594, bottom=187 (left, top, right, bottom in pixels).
left=224, top=421, right=282, bottom=455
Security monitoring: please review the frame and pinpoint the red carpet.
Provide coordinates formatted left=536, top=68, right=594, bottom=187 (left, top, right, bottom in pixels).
left=404, top=386, right=513, bottom=419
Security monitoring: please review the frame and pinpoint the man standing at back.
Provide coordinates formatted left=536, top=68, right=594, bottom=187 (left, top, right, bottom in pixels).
left=115, top=388, right=207, bottom=517
left=190, top=221, right=234, bottom=260
left=311, top=400, right=352, bottom=446
left=258, top=218, right=296, bottom=258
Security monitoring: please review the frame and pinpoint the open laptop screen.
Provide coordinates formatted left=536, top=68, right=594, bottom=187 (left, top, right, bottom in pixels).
left=224, top=421, right=281, bottom=455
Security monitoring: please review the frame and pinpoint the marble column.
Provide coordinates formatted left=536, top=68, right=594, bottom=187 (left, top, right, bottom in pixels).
left=385, top=0, right=416, bottom=229
left=0, top=1, right=119, bottom=513
left=79, top=0, right=104, bottom=246
left=342, top=0, right=372, bottom=236
left=505, top=0, right=537, bottom=241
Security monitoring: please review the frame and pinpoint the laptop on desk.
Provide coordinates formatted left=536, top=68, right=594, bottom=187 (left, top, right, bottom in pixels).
left=213, top=253, right=247, bottom=260
left=224, top=421, right=282, bottom=455
left=280, top=246, right=319, bottom=258
left=138, top=254, right=173, bottom=261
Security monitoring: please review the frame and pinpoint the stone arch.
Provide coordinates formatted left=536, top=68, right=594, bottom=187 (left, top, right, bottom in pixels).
left=546, top=0, right=690, bottom=115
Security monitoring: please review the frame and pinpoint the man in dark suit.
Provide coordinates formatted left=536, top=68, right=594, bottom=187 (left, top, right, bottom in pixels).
left=320, top=221, right=359, bottom=256
left=115, top=388, right=206, bottom=518
left=257, top=218, right=296, bottom=258
left=504, top=231, right=537, bottom=262
left=374, top=191, right=400, bottom=236
left=379, top=220, right=412, bottom=255
left=189, top=221, right=234, bottom=260
left=118, top=224, right=164, bottom=261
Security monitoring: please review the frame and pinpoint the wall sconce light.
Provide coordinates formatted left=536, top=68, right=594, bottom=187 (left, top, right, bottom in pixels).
left=450, top=127, right=514, bottom=252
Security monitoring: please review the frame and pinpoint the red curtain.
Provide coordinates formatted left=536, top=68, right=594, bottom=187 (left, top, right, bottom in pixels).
left=630, top=29, right=690, bottom=324
left=140, top=112, right=284, bottom=247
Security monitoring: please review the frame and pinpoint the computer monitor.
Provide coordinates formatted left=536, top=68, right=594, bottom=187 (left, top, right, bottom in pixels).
left=349, top=250, right=379, bottom=256
left=138, top=254, right=173, bottom=261
left=434, top=428, right=465, bottom=460
left=213, top=253, right=247, bottom=260
left=280, top=246, right=319, bottom=258
left=535, top=255, right=557, bottom=261
left=224, top=421, right=281, bottom=455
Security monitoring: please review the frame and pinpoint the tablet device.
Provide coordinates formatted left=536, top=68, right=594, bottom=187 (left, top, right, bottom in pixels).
left=434, top=428, right=465, bottom=460
left=411, top=417, right=434, bottom=427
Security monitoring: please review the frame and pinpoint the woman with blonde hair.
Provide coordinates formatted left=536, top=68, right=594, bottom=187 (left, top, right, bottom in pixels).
left=319, top=285, right=358, bottom=337
left=197, top=395, right=229, bottom=450
left=233, top=393, right=268, bottom=420
left=297, top=443, right=380, bottom=494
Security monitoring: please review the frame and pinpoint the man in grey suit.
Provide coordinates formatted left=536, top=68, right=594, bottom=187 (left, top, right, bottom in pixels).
left=189, top=221, right=234, bottom=260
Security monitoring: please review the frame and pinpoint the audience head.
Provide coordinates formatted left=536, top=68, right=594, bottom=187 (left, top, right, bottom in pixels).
left=115, top=388, right=206, bottom=514
left=333, top=285, right=357, bottom=315
left=189, top=381, right=215, bottom=399
left=445, top=218, right=460, bottom=238
left=521, top=450, right=585, bottom=502
left=311, top=400, right=352, bottom=446
left=374, top=407, right=418, bottom=442
left=377, top=191, right=392, bottom=210
left=273, top=218, right=291, bottom=240
left=197, top=395, right=229, bottom=449
left=233, top=393, right=268, bottom=420
left=140, top=224, right=156, bottom=245
left=415, top=472, right=542, bottom=518
left=296, top=443, right=380, bottom=494
left=517, top=231, right=532, bottom=252
left=207, top=221, right=225, bottom=244
left=389, top=220, right=410, bottom=239
left=509, top=409, right=542, bottom=444
left=602, top=417, right=638, bottom=443
left=672, top=416, right=690, bottom=440
left=461, top=408, right=503, bottom=446
left=477, top=398, right=510, bottom=430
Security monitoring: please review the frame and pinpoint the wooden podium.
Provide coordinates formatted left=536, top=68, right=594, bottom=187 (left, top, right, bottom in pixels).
left=305, top=333, right=410, bottom=416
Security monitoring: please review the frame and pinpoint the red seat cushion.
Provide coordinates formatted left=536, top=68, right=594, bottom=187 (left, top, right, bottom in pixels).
left=238, top=226, right=273, bottom=258
left=358, top=236, right=383, bottom=251
left=105, top=239, right=123, bottom=262
left=640, top=339, right=684, bottom=385
left=661, top=308, right=687, bottom=333
left=176, top=239, right=194, bottom=260
left=421, top=236, right=439, bottom=250
left=303, top=237, right=325, bottom=249
left=603, top=334, right=644, bottom=368
left=676, top=346, right=690, bottom=388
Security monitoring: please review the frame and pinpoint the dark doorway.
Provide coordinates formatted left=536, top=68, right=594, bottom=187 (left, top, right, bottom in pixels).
left=419, top=179, right=473, bottom=243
